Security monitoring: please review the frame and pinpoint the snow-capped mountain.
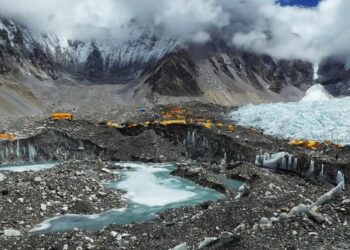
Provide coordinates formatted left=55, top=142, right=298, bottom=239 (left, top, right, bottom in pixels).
left=0, top=16, right=320, bottom=119
left=0, top=17, right=178, bottom=82
left=136, top=41, right=314, bottom=105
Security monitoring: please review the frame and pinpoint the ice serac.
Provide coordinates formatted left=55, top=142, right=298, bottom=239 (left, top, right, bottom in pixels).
left=230, top=90, right=350, bottom=144
left=255, top=152, right=295, bottom=170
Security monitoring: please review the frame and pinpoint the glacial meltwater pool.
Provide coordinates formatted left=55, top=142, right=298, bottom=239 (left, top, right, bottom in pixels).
left=208, top=172, right=243, bottom=192
left=30, top=162, right=225, bottom=234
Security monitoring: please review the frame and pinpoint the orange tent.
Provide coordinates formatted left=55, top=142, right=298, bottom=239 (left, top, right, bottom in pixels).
left=0, top=134, right=17, bottom=141
left=50, top=113, right=74, bottom=121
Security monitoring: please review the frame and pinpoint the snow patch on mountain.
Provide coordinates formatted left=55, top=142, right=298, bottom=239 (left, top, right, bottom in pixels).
left=301, top=84, right=332, bottom=102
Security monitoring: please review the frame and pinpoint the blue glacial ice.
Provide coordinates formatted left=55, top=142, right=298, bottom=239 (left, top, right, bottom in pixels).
left=230, top=85, right=350, bottom=144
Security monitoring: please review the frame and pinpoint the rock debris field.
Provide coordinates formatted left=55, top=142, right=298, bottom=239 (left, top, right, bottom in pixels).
left=0, top=103, right=349, bottom=249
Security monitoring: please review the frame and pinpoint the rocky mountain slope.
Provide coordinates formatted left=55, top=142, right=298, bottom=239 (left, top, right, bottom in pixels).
left=0, top=17, right=317, bottom=119
left=318, top=58, right=350, bottom=96
left=136, top=42, right=313, bottom=105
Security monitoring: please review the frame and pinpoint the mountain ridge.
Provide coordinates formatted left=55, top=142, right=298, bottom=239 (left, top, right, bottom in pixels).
left=0, top=16, right=341, bottom=121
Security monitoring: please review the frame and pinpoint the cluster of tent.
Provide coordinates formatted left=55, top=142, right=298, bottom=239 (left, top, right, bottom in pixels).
left=103, top=118, right=236, bottom=132
left=100, top=106, right=237, bottom=132
left=0, top=112, right=75, bottom=142
left=289, top=139, right=343, bottom=150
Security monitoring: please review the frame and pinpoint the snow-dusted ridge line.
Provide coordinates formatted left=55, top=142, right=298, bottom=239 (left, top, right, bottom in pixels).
left=0, top=18, right=178, bottom=71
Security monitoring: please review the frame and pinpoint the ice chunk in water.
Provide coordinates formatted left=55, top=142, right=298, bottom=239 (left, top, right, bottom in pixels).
left=116, top=164, right=196, bottom=206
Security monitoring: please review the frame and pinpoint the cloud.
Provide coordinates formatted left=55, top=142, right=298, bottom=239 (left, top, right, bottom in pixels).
left=0, top=0, right=349, bottom=65
left=0, top=0, right=229, bottom=43
left=232, top=0, right=350, bottom=65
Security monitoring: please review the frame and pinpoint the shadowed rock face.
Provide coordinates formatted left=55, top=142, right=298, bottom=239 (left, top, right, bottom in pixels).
left=84, top=46, right=104, bottom=81
left=318, top=58, right=350, bottom=96
left=29, top=47, right=58, bottom=80
left=139, top=42, right=314, bottom=99
left=202, top=41, right=313, bottom=93
left=275, top=59, right=314, bottom=89
left=0, top=130, right=106, bottom=163
left=144, top=50, right=203, bottom=97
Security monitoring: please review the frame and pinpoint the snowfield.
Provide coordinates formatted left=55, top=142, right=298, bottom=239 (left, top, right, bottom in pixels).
left=300, top=84, right=333, bottom=102
left=230, top=85, right=350, bottom=144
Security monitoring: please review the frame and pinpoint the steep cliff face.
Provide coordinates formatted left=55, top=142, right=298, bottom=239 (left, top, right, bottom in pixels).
left=144, top=50, right=202, bottom=97
left=318, top=59, right=350, bottom=96
left=0, top=17, right=313, bottom=89
left=204, top=43, right=313, bottom=93
left=138, top=42, right=313, bottom=105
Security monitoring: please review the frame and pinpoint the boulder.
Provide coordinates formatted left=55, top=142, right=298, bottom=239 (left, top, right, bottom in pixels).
left=3, top=229, right=21, bottom=237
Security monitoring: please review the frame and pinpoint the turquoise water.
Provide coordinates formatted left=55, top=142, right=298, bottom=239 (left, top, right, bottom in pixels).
left=208, top=172, right=243, bottom=192
left=30, top=163, right=225, bottom=234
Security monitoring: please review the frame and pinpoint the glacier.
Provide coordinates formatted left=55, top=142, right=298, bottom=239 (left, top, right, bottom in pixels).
left=301, top=84, right=333, bottom=102
left=230, top=85, right=350, bottom=144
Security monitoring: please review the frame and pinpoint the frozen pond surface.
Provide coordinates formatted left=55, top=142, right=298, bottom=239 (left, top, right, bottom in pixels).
left=0, top=163, right=58, bottom=172
left=30, top=162, right=224, bottom=234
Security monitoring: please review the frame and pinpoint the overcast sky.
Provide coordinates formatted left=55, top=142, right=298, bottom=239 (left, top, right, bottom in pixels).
left=0, top=0, right=348, bottom=66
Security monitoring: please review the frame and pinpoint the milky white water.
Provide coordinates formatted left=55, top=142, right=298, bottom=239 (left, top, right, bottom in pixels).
left=115, top=163, right=196, bottom=206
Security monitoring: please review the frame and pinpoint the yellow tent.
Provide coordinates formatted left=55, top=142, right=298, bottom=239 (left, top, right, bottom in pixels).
left=160, top=120, right=187, bottom=126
